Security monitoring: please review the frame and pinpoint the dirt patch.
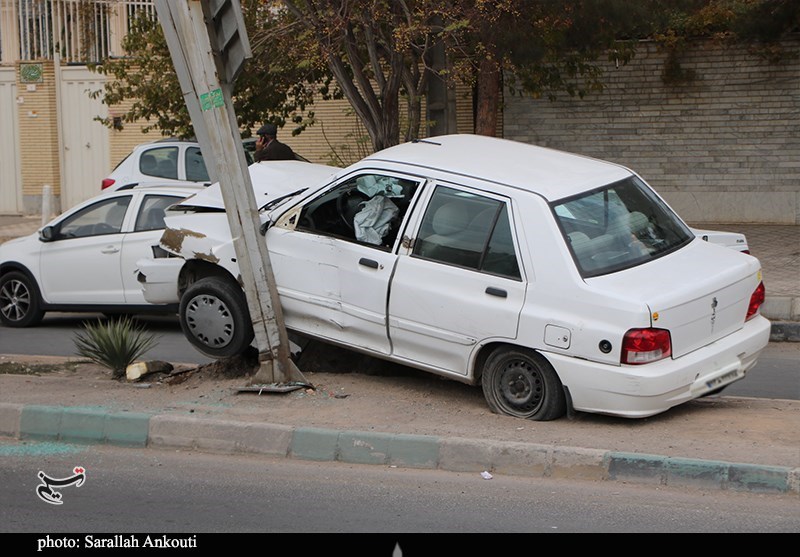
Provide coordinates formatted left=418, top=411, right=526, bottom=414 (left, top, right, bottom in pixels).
left=1, top=345, right=799, bottom=469
left=165, top=341, right=426, bottom=383
left=0, top=360, right=84, bottom=375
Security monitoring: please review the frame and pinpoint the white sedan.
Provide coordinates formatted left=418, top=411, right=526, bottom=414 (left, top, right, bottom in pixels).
left=137, top=135, right=769, bottom=421
left=0, top=185, right=202, bottom=326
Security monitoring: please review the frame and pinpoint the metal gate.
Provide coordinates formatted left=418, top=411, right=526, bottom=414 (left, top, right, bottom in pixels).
left=57, top=65, right=108, bottom=209
left=0, top=66, right=21, bottom=214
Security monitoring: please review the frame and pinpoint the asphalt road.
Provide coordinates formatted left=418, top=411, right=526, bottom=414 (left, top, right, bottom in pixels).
left=2, top=443, right=798, bottom=535
left=0, top=313, right=213, bottom=365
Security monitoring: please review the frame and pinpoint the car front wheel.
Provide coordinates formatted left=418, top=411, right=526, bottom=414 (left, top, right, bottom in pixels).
left=0, top=271, right=45, bottom=327
left=179, top=276, right=254, bottom=359
left=481, top=347, right=566, bottom=421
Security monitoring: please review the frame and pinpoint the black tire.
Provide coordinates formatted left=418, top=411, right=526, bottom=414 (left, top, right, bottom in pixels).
left=481, top=347, right=566, bottom=421
left=0, top=271, right=44, bottom=327
left=179, top=276, right=254, bottom=359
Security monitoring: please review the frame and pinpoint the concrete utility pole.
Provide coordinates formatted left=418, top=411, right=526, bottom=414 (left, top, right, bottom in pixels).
left=154, top=0, right=309, bottom=388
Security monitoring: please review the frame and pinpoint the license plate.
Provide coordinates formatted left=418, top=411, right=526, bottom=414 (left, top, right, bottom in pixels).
left=706, top=369, right=741, bottom=389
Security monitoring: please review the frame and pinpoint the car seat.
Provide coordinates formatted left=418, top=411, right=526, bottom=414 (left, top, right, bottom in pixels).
left=416, top=201, right=480, bottom=267
left=140, top=153, right=158, bottom=176
left=140, top=207, right=166, bottom=231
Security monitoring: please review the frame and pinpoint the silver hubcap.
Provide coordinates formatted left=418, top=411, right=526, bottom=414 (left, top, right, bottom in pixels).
left=0, top=279, right=31, bottom=322
left=185, top=293, right=235, bottom=349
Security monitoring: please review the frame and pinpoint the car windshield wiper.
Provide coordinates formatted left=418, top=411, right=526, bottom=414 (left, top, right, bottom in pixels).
left=259, top=188, right=307, bottom=212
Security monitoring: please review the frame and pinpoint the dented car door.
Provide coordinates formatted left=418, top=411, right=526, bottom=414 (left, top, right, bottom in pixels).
left=271, top=172, right=424, bottom=354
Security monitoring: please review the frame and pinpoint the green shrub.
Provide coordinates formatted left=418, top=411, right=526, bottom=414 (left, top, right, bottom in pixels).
left=73, top=316, right=159, bottom=379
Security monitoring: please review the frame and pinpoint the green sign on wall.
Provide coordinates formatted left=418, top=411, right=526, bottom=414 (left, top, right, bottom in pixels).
left=20, top=63, right=44, bottom=83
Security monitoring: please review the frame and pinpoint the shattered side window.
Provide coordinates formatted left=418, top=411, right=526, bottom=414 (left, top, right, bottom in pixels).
left=297, top=173, right=420, bottom=250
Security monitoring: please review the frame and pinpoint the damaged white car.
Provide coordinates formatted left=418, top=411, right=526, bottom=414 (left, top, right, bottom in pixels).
left=137, top=135, right=769, bottom=421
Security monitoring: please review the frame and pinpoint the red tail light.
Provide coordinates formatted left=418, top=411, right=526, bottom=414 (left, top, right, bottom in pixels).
left=101, top=178, right=115, bottom=190
left=746, top=282, right=765, bottom=321
left=621, top=328, right=672, bottom=365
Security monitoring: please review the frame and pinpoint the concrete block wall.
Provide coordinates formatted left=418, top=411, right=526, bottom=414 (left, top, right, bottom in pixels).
left=503, top=38, right=800, bottom=225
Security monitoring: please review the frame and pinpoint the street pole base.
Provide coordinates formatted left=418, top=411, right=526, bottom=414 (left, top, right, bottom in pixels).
left=244, top=354, right=313, bottom=392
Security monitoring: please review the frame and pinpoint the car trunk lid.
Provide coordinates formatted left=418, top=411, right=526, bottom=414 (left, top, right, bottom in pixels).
left=587, top=239, right=763, bottom=358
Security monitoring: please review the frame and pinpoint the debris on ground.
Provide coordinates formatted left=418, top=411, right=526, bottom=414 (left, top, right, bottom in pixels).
left=126, top=360, right=174, bottom=382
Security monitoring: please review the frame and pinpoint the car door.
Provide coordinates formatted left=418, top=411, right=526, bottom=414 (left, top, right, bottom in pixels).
left=39, top=195, right=133, bottom=304
left=269, top=171, right=424, bottom=354
left=120, top=192, right=189, bottom=304
left=388, top=183, right=527, bottom=376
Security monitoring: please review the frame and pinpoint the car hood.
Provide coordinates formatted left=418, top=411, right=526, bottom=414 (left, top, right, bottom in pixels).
left=0, top=235, right=35, bottom=250
left=173, top=161, right=338, bottom=211
left=586, top=239, right=763, bottom=358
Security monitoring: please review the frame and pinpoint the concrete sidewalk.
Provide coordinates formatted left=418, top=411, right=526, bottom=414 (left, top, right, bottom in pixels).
left=2, top=401, right=797, bottom=496
left=0, top=356, right=798, bottom=497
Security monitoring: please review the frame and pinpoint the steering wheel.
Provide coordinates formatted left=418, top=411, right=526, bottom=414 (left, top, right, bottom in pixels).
left=336, top=189, right=369, bottom=230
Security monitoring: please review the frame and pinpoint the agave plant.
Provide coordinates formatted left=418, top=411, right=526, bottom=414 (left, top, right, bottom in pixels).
left=73, top=316, right=159, bottom=379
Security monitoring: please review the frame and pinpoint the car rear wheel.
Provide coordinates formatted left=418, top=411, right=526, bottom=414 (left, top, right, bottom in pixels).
left=0, top=271, right=44, bottom=327
left=481, top=347, right=566, bottom=421
left=179, top=276, right=254, bottom=359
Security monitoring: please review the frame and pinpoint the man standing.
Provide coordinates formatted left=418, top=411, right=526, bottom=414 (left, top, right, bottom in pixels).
left=254, top=123, right=297, bottom=162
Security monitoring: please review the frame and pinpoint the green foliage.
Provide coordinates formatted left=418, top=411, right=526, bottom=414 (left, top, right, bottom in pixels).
left=87, top=0, right=798, bottom=145
left=652, top=0, right=800, bottom=83
left=88, top=0, right=324, bottom=138
left=73, top=317, right=159, bottom=380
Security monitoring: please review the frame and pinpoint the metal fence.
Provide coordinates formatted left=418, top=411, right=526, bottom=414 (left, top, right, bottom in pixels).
left=2, top=0, right=155, bottom=64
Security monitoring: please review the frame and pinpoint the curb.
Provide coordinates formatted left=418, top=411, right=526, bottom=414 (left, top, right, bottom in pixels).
left=2, top=403, right=798, bottom=496
left=769, top=321, right=800, bottom=342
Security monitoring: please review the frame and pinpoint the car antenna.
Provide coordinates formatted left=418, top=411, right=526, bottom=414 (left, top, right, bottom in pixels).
left=411, top=139, right=441, bottom=145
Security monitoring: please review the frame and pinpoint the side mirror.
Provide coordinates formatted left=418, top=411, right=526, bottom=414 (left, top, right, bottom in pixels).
left=39, top=226, right=55, bottom=242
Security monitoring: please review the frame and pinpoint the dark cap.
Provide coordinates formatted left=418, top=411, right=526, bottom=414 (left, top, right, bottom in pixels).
left=257, top=123, right=277, bottom=137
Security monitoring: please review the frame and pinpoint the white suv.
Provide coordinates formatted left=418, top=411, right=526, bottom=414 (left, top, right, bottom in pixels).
left=101, top=138, right=257, bottom=193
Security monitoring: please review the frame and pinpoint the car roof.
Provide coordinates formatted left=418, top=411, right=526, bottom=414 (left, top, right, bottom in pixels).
left=130, top=183, right=206, bottom=193
left=363, top=134, right=634, bottom=201
left=102, top=184, right=204, bottom=198
left=134, top=138, right=197, bottom=148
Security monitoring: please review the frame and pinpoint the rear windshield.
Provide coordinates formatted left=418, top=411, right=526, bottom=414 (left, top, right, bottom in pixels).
left=553, top=176, right=693, bottom=277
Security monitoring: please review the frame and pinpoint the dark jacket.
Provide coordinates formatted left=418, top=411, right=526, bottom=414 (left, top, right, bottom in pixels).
left=254, top=138, right=296, bottom=162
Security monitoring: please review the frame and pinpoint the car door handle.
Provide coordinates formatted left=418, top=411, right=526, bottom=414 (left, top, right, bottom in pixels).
left=101, top=246, right=120, bottom=254
left=485, top=286, right=507, bottom=298
left=359, top=257, right=379, bottom=269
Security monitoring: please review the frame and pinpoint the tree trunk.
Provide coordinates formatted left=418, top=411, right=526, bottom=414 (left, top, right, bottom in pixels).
left=475, top=55, right=500, bottom=137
